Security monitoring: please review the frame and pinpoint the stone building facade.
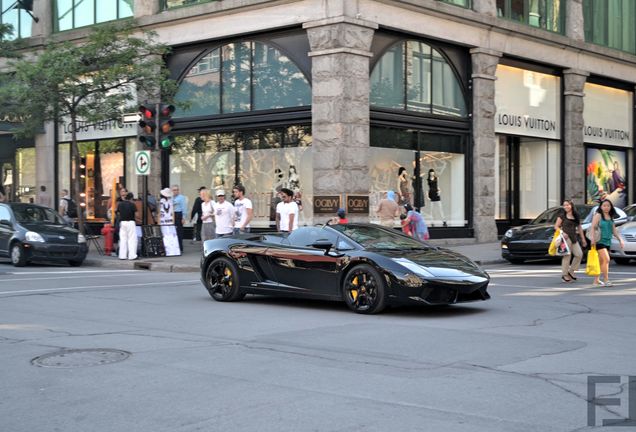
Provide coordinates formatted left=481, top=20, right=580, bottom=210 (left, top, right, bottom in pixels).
left=5, top=0, right=634, bottom=241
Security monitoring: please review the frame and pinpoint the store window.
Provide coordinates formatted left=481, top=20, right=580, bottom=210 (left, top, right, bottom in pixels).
left=169, top=126, right=312, bottom=228
left=161, top=0, right=216, bottom=9
left=370, top=40, right=467, bottom=117
left=54, top=0, right=133, bottom=32
left=15, top=147, right=36, bottom=203
left=57, top=140, right=130, bottom=220
left=438, top=0, right=471, bottom=7
left=496, top=0, right=565, bottom=33
left=369, top=127, right=466, bottom=227
left=583, top=0, right=636, bottom=55
left=0, top=0, right=32, bottom=39
left=174, top=41, right=311, bottom=118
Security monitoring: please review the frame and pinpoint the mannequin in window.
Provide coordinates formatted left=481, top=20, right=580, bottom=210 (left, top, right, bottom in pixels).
left=397, top=166, right=411, bottom=206
left=427, top=168, right=446, bottom=227
left=288, top=165, right=300, bottom=192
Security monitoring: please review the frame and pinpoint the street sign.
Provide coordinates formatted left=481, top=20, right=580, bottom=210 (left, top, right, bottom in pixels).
left=135, top=150, right=151, bottom=176
left=122, top=112, right=141, bottom=123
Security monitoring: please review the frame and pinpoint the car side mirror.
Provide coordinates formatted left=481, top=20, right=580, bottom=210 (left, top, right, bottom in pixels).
left=0, top=219, right=11, bottom=227
left=311, top=239, right=333, bottom=254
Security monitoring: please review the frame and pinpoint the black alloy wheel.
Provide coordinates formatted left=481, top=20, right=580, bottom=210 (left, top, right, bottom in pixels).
left=10, top=243, right=27, bottom=267
left=204, top=257, right=244, bottom=302
left=342, top=264, right=386, bottom=314
left=614, top=258, right=631, bottom=265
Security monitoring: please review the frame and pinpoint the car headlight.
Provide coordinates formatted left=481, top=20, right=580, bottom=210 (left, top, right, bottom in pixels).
left=78, top=234, right=86, bottom=243
left=504, top=229, right=514, bottom=238
left=392, top=258, right=435, bottom=278
left=25, top=231, right=45, bottom=242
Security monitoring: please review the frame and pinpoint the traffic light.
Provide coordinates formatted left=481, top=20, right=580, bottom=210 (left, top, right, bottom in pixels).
left=138, top=104, right=156, bottom=149
left=158, top=104, right=175, bottom=149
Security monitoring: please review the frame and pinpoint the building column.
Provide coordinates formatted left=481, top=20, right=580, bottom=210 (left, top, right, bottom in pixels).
left=566, top=0, right=585, bottom=42
left=32, top=0, right=53, bottom=38
left=563, top=69, right=588, bottom=203
left=470, top=48, right=501, bottom=242
left=304, top=17, right=378, bottom=221
left=135, top=0, right=161, bottom=18
left=472, top=0, right=497, bottom=17
left=35, top=121, right=55, bottom=200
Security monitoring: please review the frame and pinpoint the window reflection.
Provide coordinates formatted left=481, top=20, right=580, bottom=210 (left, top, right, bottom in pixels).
left=174, top=42, right=311, bottom=117
left=54, top=0, right=134, bottom=32
left=0, top=0, right=32, bottom=39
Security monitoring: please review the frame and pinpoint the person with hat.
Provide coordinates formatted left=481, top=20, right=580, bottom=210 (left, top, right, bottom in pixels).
left=212, top=190, right=235, bottom=238
left=190, top=186, right=206, bottom=243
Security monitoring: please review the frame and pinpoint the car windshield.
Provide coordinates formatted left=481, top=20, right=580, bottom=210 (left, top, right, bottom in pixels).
left=331, top=224, right=427, bottom=250
left=625, top=206, right=636, bottom=217
left=530, top=205, right=591, bottom=225
left=13, top=206, right=65, bottom=224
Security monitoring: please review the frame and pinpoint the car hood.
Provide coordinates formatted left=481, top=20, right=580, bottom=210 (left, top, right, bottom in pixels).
left=19, top=222, right=79, bottom=242
left=508, top=224, right=554, bottom=241
left=376, top=248, right=488, bottom=278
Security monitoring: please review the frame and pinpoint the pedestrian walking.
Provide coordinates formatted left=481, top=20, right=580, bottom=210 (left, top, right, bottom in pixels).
left=117, top=192, right=138, bottom=260
left=232, top=184, right=253, bottom=235
left=590, top=199, right=624, bottom=286
left=190, top=186, right=206, bottom=242
left=403, top=204, right=429, bottom=241
left=331, top=208, right=348, bottom=224
left=376, top=190, right=399, bottom=227
left=37, top=185, right=52, bottom=208
left=171, top=184, right=186, bottom=252
left=554, top=199, right=587, bottom=283
left=58, top=189, right=75, bottom=225
left=276, top=188, right=299, bottom=232
left=213, top=190, right=235, bottom=238
left=200, top=189, right=215, bottom=243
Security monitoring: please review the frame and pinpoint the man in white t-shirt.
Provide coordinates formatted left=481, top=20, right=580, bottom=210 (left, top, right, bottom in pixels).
left=276, top=188, right=299, bottom=232
left=213, top=190, right=235, bottom=238
left=232, top=184, right=253, bottom=235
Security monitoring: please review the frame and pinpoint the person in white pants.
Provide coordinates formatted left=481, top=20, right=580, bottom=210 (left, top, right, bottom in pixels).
left=117, top=193, right=138, bottom=260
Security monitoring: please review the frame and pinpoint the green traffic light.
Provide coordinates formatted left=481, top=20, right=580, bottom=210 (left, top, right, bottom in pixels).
left=160, top=135, right=174, bottom=149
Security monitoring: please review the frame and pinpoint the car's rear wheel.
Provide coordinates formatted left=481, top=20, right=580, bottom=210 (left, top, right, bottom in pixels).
left=342, top=264, right=386, bottom=314
left=614, top=258, right=631, bottom=265
left=204, top=256, right=245, bottom=302
left=10, top=243, right=27, bottom=267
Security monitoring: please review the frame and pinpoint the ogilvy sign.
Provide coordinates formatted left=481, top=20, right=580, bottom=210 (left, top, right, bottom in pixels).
left=494, top=65, right=561, bottom=140
left=583, top=83, right=633, bottom=148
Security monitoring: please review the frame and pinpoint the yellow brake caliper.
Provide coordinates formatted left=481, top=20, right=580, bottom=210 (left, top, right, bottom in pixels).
left=224, top=268, right=232, bottom=286
left=350, top=276, right=359, bottom=301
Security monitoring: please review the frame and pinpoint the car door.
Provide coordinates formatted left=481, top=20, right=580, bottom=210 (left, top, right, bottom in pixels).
left=0, top=205, right=14, bottom=255
left=267, top=227, right=348, bottom=298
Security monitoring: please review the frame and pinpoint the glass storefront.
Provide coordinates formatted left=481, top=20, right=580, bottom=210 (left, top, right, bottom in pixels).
left=169, top=126, right=312, bottom=228
left=57, top=139, right=134, bottom=220
left=370, top=127, right=466, bottom=227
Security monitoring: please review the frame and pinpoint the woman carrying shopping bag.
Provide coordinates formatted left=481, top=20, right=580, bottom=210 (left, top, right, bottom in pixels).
left=590, top=199, right=624, bottom=286
left=554, top=200, right=587, bottom=283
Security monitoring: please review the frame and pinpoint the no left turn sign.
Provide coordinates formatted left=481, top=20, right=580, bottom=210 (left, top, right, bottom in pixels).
left=135, top=151, right=151, bottom=176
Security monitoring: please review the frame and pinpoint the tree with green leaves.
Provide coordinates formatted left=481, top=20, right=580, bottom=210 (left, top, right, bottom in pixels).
left=1, top=21, right=177, bottom=234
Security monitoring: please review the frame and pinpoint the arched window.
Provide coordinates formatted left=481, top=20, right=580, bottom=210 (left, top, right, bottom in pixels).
left=370, top=41, right=467, bottom=117
left=174, top=41, right=312, bottom=118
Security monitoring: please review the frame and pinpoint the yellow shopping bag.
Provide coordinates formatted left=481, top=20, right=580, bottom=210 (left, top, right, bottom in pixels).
left=586, top=246, right=600, bottom=276
left=548, top=229, right=560, bottom=256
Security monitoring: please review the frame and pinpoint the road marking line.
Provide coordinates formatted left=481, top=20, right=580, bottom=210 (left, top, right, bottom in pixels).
left=0, top=280, right=199, bottom=295
left=0, top=269, right=139, bottom=275
left=0, top=273, right=143, bottom=283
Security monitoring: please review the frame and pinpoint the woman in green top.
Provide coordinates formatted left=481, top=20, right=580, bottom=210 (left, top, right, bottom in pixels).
left=590, top=199, right=624, bottom=286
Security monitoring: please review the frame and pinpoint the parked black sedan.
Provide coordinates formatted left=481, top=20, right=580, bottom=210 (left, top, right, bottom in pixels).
left=0, top=203, right=88, bottom=267
left=200, top=223, right=490, bottom=314
left=501, top=204, right=627, bottom=264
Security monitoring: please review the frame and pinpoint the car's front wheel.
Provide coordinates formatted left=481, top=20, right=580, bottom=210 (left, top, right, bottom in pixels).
left=10, top=243, right=27, bottom=267
left=204, top=256, right=245, bottom=302
left=614, top=258, right=631, bottom=265
left=342, top=264, right=386, bottom=314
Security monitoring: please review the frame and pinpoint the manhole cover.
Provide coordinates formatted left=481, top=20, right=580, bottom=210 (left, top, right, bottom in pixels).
left=31, top=348, right=131, bottom=368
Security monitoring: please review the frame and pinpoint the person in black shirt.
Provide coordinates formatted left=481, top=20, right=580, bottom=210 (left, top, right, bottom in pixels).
left=117, top=192, right=138, bottom=260
left=190, top=186, right=206, bottom=242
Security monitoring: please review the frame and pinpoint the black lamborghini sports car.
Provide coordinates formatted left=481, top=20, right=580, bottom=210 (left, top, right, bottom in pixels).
left=200, top=223, right=490, bottom=314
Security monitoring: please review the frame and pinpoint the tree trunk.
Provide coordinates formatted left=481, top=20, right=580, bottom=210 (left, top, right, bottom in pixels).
left=70, top=112, right=85, bottom=234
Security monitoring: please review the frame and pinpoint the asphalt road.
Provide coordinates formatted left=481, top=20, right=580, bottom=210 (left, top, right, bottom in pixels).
left=1, top=261, right=635, bottom=432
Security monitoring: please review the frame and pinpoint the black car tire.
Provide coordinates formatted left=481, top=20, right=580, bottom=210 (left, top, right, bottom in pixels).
left=614, top=258, right=631, bottom=265
left=204, top=256, right=245, bottom=302
left=505, top=258, right=525, bottom=265
left=68, top=259, right=84, bottom=267
left=342, top=264, right=387, bottom=314
left=10, top=243, right=27, bottom=267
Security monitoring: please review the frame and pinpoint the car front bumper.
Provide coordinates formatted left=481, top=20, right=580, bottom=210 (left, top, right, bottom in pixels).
left=23, top=242, right=88, bottom=262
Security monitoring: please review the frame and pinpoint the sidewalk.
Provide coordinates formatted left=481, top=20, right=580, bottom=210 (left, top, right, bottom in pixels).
left=84, top=236, right=505, bottom=273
